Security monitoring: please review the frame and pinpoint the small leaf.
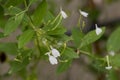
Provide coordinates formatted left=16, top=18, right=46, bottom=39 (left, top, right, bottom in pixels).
left=0, top=42, right=18, bottom=55
left=110, top=54, right=120, bottom=67
left=72, top=28, right=84, bottom=47
left=57, top=60, right=72, bottom=73
left=106, top=70, right=119, bottom=80
left=79, top=27, right=105, bottom=48
left=5, top=0, right=24, bottom=7
left=4, top=12, right=24, bottom=36
left=107, top=27, right=120, bottom=51
left=9, top=57, right=29, bottom=74
left=43, top=13, right=62, bottom=31
left=62, top=47, right=79, bottom=59
left=6, top=6, right=22, bottom=15
left=32, top=0, right=47, bottom=26
left=47, top=27, right=66, bottom=35
left=18, top=29, right=35, bottom=48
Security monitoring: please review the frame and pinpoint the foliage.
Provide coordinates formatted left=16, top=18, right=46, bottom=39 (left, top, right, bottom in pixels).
left=0, top=0, right=120, bottom=80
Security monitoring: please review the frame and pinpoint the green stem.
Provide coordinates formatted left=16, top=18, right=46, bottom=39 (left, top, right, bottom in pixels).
left=79, top=50, right=105, bottom=61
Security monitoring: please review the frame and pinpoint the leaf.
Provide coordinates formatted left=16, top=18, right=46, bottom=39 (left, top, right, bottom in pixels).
left=9, top=57, right=29, bottom=74
left=32, top=0, right=47, bottom=26
left=0, top=5, right=5, bottom=29
left=4, top=12, right=25, bottom=36
left=110, top=54, right=120, bottom=67
left=0, top=32, right=4, bottom=38
left=6, top=6, right=22, bottom=15
left=107, top=27, right=120, bottom=51
left=0, top=42, right=18, bottom=55
left=47, top=27, right=66, bottom=35
left=106, top=70, right=119, bottom=80
left=79, top=27, right=105, bottom=48
left=5, top=0, right=24, bottom=7
left=72, top=28, right=84, bottom=47
left=18, top=29, right=35, bottom=48
left=62, top=47, right=79, bottom=59
left=43, top=11, right=54, bottom=23
left=43, top=13, right=62, bottom=31
left=57, top=60, right=72, bottom=73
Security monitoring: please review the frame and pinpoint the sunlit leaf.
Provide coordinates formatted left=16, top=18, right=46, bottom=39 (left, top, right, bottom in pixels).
left=32, top=0, right=47, bottom=26
left=0, top=42, right=18, bottom=55
left=79, top=27, right=105, bottom=48
left=107, top=27, right=120, bottom=51
left=18, top=29, right=35, bottom=48
left=4, top=12, right=25, bottom=36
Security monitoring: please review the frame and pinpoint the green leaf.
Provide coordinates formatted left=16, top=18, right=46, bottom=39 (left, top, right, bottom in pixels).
left=57, top=60, right=72, bottom=73
left=0, top=32, right=4, bottom=38
left=0, top=5, right=5, bottom=29
left=43, top=13, right=62, bottom=31
left=72, top=28, right=84, bottom=47
left=32, top=0, right=47, bottom=26
left=4, top=12, right=25, bottom=36
left=18, top=29, right=35, bottom=48
left=62, top=47, right=79, bottom=59
left=6, top=6, right=22, bottom=15
left=0, top=42, right=18, bottom=55
left=43, top=11, right=54, bottom=23
left=9, top=57, right=29, bottom=74
left=47, top=27, right=66, bottom=35
left=107, top=27, right=120, bottom=51
left=110, top=54, right=120, bottom=67
left=106, top=70, right=119, bottom=80
left=5, top=0, right=24, bottom=7
left=79, top=27, right=105, bottom=48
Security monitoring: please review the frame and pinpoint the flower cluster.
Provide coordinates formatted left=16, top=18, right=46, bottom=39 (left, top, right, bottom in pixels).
left=46, top=46, right=60, bottom=65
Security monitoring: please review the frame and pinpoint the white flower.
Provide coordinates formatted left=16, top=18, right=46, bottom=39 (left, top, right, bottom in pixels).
left=95, top=24, right=102, bottom=35
left=109, top=51, right=115, bottom=56
left=49, top=55, right=58, bottom=65
left=105, top=66, right=112, bottom=70
left=60, top=8, right=68, bottom=19
left=45, top=52, right=58, bottom=65
left=79, top=10, right=88, bottom=17
left=50, top=46, right=60, bottom=57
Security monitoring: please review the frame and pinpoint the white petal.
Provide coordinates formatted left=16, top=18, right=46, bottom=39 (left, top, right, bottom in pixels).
left=49, top=56, right=58, bottom=65
left=109, top=51, right=115, bottom=56
left=51, top=48, right=60, bottom=57
left=105, top=66, right=112, bottom=70
left=95, top=24, right=102, bottom=35
left=60, top=10, right=68, bottom=19
left=79, top=10, right=88, bottom=17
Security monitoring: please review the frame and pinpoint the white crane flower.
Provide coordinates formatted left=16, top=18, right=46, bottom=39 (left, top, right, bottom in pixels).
left=109, top=51, right=115, bottom=56
left=50, top=46, right=60, bottom=57
left=49, top=55, right=58, bottom=65
left=46, top=52, right=58, bottom=65
left=95, top=24, right=102, bottom=35
left=60, top=8, right=68, bottom=19
left=79, top=10, right=88, bottom=17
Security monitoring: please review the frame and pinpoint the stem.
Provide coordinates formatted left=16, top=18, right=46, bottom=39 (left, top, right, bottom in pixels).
left=79, top=50, right=105, bottom=61
left=26, top=11, right=42, bottom=57
left=106, top=55, right=110, bottom=66
left=24, top=0, right=28, bottom=9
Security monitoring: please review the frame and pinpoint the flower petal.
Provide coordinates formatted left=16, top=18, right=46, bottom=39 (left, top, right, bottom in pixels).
left=60, top=10, right=68, bottom=19
left=79, top=10, right=88, bottom=17
left=49, top=56, right=58, bottom=65
left=109, top=51, right=115, bottom=56
left=95, top=24, right=102, bottom=35
left=51, top=48, right=60, bottom=57
left=105, top=66, right=112, bottom=70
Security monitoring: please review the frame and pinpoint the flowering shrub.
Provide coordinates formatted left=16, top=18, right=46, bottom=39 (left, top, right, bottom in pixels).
left=0, top=0, right=120, bottom=79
